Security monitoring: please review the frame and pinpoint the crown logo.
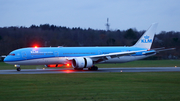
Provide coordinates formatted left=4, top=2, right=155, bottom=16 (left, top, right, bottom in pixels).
left=144, top=35, right=149, bottom=39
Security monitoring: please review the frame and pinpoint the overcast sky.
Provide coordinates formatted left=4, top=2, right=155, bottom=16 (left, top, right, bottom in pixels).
left=0, top=0, right=180, bottom=33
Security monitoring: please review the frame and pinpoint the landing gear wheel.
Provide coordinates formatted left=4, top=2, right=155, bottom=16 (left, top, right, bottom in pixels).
left=88, top=66, right=98, bottom=71
left=17, top=67, right=21, bottom=71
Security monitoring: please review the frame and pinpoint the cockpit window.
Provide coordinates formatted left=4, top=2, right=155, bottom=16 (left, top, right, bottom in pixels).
left=8, top=53, right=15, bottom=56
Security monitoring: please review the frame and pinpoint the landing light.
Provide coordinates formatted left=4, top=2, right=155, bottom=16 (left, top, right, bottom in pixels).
left=34, top=46, right=38, bottom=48
left=14, top=65, right=20, bottom=67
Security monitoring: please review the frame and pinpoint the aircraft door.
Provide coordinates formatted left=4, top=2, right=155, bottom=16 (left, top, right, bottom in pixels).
left=54, top=51, right=59, bottom=57
left=98, top=50, right=102, bottom=55
left=22, top=51, right=27, bottom=59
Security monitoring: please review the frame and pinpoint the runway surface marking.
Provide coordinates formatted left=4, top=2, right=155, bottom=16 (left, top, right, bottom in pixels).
left=0, top=67, right=180, bottom=74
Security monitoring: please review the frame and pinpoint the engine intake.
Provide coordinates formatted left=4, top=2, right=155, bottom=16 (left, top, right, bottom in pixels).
left=72, top=57, right=93, bottom=68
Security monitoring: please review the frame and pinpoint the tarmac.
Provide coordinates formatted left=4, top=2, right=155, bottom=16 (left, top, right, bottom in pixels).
left=0, top=67, right=180, bottom=74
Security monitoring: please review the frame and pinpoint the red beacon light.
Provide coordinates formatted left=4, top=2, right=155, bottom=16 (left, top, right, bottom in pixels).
left=34, top=46, right=38, bottom=48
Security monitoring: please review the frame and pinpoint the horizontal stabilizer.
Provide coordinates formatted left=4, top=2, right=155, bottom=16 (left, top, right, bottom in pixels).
left=155, top=48, right=175, bottom=52
left=151, top=47, right=165, bottom=51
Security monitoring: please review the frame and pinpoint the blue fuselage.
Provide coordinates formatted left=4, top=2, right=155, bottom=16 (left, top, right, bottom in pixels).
left=4, top=46, right=155, bottom=65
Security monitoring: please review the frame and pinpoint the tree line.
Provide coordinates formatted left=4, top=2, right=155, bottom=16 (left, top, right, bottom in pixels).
left=0, top=24, right=179, bottom=60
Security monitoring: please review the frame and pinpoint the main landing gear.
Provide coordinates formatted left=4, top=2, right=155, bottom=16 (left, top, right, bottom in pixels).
left=88, top=66, right=98, bottom=71
left=74, top=66, right=98, bottom=71
left=15, top=65, right=21, bottom=71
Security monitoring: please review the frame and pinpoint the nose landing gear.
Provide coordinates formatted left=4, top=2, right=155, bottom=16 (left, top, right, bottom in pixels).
left=17, top=67, right=21, bottom=71
left=15, top=65, right=21, bottom=71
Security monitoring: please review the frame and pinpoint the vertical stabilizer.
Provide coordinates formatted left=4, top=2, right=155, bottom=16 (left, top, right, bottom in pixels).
left=133, top=23, right=158, bottom=49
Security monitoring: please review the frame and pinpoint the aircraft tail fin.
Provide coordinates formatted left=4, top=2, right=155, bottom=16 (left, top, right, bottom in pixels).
left=133, top=23, right=158, bottom=49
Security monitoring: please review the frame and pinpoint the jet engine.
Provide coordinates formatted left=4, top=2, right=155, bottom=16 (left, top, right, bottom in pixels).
left=72, top=57, right=93, bottom=69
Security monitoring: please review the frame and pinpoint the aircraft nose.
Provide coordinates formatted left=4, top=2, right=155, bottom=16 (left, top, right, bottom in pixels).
left=3, top=56, right=14, bottom=65
left=3, top=56, right=15, bottom=65
left=3, top=56, right=9, bottom=62
left=3, top=56, right=13, bottom=63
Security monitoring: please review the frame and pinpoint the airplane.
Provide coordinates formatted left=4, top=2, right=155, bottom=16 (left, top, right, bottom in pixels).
left=3, top=23, right=174, bottom=71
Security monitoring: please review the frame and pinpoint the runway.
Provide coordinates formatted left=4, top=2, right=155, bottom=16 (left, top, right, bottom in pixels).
left=0, top=67, right=180, bottom=74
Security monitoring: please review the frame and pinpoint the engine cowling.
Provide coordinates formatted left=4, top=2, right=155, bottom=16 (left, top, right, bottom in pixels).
left=72, top=57, right=93, bottom=69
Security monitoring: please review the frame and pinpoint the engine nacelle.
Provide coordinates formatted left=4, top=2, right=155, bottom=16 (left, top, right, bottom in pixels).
left=72, top=57, right=93, bottom=69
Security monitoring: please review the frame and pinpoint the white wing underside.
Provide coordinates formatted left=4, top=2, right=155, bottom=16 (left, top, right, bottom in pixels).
left=87, top=50, right=146, bottom=62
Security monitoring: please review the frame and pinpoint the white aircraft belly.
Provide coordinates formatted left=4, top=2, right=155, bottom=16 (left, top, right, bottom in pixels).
left=5, top=57, right=67, bottom=65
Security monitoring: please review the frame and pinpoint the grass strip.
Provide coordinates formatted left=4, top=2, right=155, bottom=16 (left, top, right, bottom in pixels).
left=0, top=72, right=180, bottom=101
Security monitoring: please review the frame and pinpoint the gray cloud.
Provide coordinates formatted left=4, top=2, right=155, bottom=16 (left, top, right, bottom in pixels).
left=0, top=0, right=180, bottom=33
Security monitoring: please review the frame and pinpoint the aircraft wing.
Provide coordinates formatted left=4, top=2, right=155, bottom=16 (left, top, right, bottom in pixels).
left=66, top=50, right=146, bottom=63
left=85, top=50, right=146, bottom=63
